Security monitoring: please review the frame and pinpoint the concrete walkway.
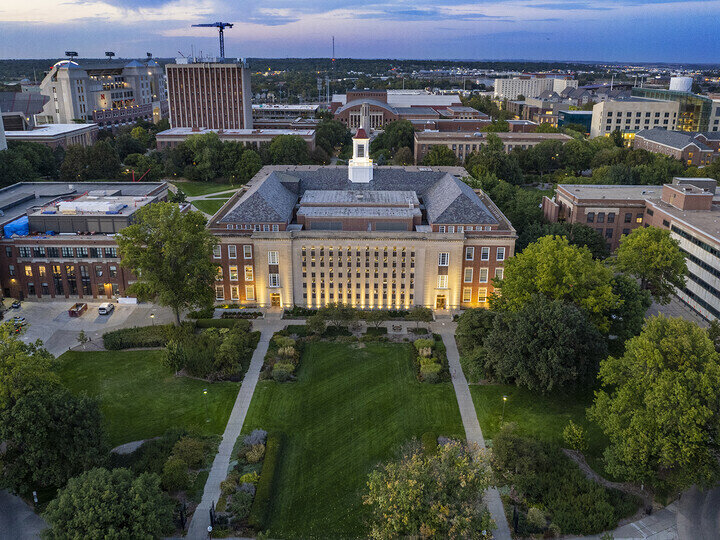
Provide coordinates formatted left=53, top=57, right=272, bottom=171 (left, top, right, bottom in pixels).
left=186, top=320, right=283, bottom=539
left=0, top=490, right=46, bottom=540
left=435, top=323, right=512, bottom=540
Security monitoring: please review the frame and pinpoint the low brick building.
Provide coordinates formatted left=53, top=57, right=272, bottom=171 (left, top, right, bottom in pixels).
left=633, top=128, right=719, bottom=166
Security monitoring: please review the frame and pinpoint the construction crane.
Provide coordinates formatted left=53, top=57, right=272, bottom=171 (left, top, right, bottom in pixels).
left=191, top=22, right=234, bottom=59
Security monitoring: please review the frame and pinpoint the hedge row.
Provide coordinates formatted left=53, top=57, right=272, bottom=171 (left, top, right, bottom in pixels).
left=248, top=432, right=283, bottom=530
left=195, top=318, right=252, bottom=329
left=102, top=324, right=174, bottom=350
left=220, top=311, right=263, bottom=319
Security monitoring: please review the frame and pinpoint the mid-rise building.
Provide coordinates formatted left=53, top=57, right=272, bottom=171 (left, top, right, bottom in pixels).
left=166, top=59, right=253, bottom=130
left=414, top=131, right=572, bottom=164
left=155, top=128, right=315, bottom=152
left=3, top=123, right=98, bottom=149
left=631, top=88, right=720, bottom=132
left=590, top=98, right=680, bottom=140
left=36, top=59, right=167, bottom=128
left=205, top=136, right=516, bottom=311
left=633, top=129, right=719, bottom=166
left=542, top=178, right=720, bottom=321
left=0, top=182, right=168, bottom=301
left=493, top=75, right=578, bottom=100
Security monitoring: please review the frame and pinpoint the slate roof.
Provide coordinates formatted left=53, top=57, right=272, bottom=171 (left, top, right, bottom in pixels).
left=635, top=129, right=712, bottom=151
left=219, top=168, right=500, bottom=225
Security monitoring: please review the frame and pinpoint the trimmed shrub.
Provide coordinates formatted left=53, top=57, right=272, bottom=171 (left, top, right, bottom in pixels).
left=409, top=327, right=429, bottom=335
left=246, top=444, right=265, bottom=464
left=238, top=482, right=256, bottom=496
left=365, top=327, right=388, bottom=336
left=413, top=338, right=435, bottom=351
left=162, top=456, right=190, bottom=491
left=228, top=491, right=254, bottom=521
left=244, top=429, right=268, bottom=447
left=188, top=306, right=215, bottom=319
left=421, top=432, right=437, bottom=456
left=272, top=362, right=295, bottom=382
left=420, top=362, right=442, bottom=383
left=283, top=306, right=317, bottom=318
left=239, top=471, right=259, bottom=484
left=527, top=506, right=547, bottom=530
left=171, top=437, right=206, bottom=469
left=220, top=477, right=238, bottom=497
left=103, top=325, right=173, bottom=350
left=563, top=420, right=588, bottom=453
left=248, top=432, right=282, bottom=529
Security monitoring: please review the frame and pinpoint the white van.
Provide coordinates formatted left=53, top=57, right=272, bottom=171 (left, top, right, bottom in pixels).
left=98, top=303, right=115, bottom=315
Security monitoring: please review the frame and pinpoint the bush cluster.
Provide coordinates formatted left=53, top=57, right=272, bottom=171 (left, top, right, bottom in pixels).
left=248, top=433, right=282, bottom=529
left=283, top=306, right=318, bottom=318
left=220, top=311, right=263, bottom=319
left=412, top=336, right=446, bottom=383
left=102, top=324, right=175, bottom=350
left=492, top=425, right=639, bottom=535
left=187, top=306, right=215, bottom=319
left=263, top=332, right=305, bottom=381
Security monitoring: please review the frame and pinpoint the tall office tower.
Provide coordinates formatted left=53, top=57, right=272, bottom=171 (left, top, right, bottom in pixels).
left=166, top=59, right=253, bottom=129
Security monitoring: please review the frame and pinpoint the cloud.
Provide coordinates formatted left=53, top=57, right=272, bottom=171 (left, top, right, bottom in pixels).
left=530, top=2, right=611, bottom=10
left=355, top=6, right=514, bottom=21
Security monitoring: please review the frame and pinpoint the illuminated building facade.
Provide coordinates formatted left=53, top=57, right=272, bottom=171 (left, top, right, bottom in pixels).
left=36, top=59, right=167, bottom=128
left=208, top=139, right=515, bottom=311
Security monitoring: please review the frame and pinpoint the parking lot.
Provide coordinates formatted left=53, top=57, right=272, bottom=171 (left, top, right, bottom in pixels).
left=1, top=300, right=174, bottom=357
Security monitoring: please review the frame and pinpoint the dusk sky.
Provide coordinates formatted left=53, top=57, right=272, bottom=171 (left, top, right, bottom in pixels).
left=1, top=0, right=719, bottom=63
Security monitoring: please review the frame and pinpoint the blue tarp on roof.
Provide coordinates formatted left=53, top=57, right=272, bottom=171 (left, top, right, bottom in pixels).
left=3, top=215, right=29, bottom=238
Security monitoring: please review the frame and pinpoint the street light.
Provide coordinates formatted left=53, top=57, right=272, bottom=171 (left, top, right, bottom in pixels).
left=501, top=395, right=508, bottom=424
left=203, top=388, right=209, bottom=422
left=150, top=312, right=155, bottom=326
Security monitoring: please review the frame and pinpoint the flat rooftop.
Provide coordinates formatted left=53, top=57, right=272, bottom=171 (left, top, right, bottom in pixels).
left=253, top=104, right=319, bottom=111
left=156, top=128, right=315, bottom=137
left=0, top=182, right=166, bottom=228
left=557, top=184, right=664, bottom=202
left=300, top=190, right=419, bottom=206
left=29, top=194, right=155, bottom=218
left=297, top=206, right=422, bottom=219
left=5, top=124, right=98, bottom=137
left=415, top=131, right=571, bottom=141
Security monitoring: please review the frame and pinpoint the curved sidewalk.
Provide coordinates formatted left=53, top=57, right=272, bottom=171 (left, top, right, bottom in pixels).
left=435, top=323, right=512, bottom=540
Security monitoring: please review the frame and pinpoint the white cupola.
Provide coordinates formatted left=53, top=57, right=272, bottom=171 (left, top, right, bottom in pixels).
left=348, top=128, right=373, bottom=183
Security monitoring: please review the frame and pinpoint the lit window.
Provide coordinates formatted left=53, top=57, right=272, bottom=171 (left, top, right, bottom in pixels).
left=245, top=285, right=255, bottom=301
left=244, top=266, right=254, bottom=282
left=437, top=275, right=448, bottom=289
left=478, top=288, right=488, bottom=303
left=462, top=287, right=472, bottom=303
left=230, top=286, right=239, bottom=300
left=24, top=265, right=32, bottom=277
left=243, top=245, right=252, bottom=259
left=465, top=247, right=474, bottom=260
left=464, top=267, right=473, bottom=283
left=496, top=247, right=506, bottom=261
left=268, top=251, right=279, bottom=265
left=229, top=266, right=238, bottom=281
left=216, top=267, right=223, bottom=281
left=269, top=273, right=280, bottom=288
left=438, top=252, right=449, bottom=266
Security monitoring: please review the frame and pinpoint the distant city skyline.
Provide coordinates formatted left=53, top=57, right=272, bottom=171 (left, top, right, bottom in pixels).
left=1, top=0, right=719, bottom=63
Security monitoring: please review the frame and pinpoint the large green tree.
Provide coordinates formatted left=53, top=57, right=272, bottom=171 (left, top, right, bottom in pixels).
left=43, top=468, right=174, bottom=539
left=589, top=316, right=720, bottom=492
left=483, top=296, right=607, bottom=392
left=116, top=203, right=218, bottom=324
left=270, top=134, right=310, bottom=164
left=363, top=440, right=493, bottom=539
left=370, top=119, right=415, bottom=156
left=607, top=274, right=652, bottom=351
left=494, top=235, right=619, bottom=331
left=465, top=133, right=524, bottom=185
left=516, top=222, right=609, bottom=259
left=0, top=386, right=107, bottom=493
left=0, top=323, right=56, bottom=412
left=615, top=227, right=687, bottom=304
left=421, top=145, right=458, bottom=166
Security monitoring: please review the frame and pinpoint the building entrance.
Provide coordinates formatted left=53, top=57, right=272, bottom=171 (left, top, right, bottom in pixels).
left=270, top=293, right=281, bottom=307
left=435, top=295, right=447, bottom=309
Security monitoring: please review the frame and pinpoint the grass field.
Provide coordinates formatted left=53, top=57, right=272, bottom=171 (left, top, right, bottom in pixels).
left=173, top=181, right=236, bottom=197
left=470, top=384, right=608, bottom=469
left=242, top=341, right=464, bottom=538
left=192, top=199, right=230, bottom=215
left=58, top=350, right=239, bottom=447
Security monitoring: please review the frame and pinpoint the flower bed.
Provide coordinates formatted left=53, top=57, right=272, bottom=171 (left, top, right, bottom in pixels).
left=220, top=311, right=263, bottom=319
left=411, top=334, right=448, bottom=383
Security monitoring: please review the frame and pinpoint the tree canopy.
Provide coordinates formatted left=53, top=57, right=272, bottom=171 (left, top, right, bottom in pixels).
left=483, top=296, right=607, bottom=392
left=270, top=134, right=311, bottom=165
left=615, top=227, right=687, bottom=304
left=116, top=203, right=218, bottom=324
left=43, top=468, right=174, bottom=539
left=363, top=440, right=493, bottom=539
left=494, top=235, right=619, bottom=331
left=589, top=316, right=720, bottom=492
left=516, top=222, right=609, bottom=259
left=421, top=145, right=458, bottom=166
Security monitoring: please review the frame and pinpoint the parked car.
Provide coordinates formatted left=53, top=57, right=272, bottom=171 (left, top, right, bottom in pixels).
left=11, top=301, right=21, bottom=309
left=12, top=316, right=26, bottom=324
left=98, top=303, right=115, bottom=315
left=68, top=303, right=88, bottom=317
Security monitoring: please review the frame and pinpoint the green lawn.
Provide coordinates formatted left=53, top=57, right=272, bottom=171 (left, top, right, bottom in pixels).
left=173, top=181, right=236, bottom=197
left=470, top=384, right=608, bottom=469
left=58, top=350, right=239, bottom=447
left=243, top=341, right=464, bottom=538
left=192, top=199, right=230, bottom=215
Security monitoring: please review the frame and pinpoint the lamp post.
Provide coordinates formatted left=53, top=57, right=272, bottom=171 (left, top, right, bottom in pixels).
left=501, top=395, right=508, bottom=424
left=150, top=312, right=155, bottom=326
left=203, top=388, right=208, bottom=422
